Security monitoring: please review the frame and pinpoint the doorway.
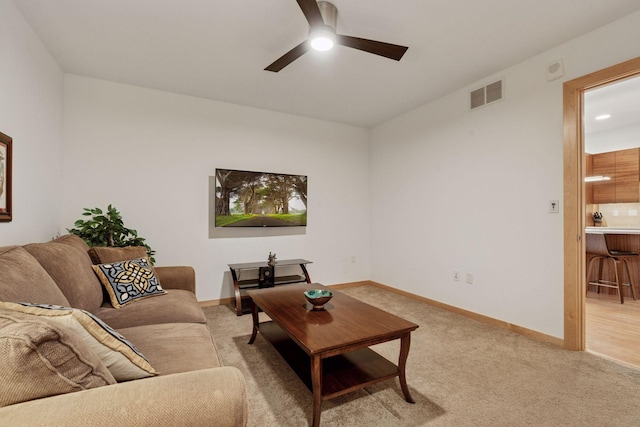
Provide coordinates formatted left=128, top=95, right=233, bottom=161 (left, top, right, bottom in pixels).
left=563, top=56, right=640, bottom=353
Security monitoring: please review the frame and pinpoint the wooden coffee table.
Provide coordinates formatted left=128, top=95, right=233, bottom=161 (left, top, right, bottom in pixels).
left=248, top=283, right=418, bottom=427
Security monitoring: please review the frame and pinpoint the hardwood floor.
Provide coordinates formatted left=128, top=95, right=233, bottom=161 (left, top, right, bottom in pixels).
left=586, top=291, right=640, bottom=369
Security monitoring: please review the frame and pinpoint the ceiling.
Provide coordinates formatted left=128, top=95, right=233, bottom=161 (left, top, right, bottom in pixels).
left=584, top=75, right=640, bottom=154
left=14, top=0, right=640, bottom=128
left=585, top=75, right=640, bottom=134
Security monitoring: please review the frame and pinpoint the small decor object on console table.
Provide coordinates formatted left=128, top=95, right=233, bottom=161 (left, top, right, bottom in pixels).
left=258, top=265, right=275, bottom=289
left=267, top=252, right=277, bottom=266
left=260, top=252, right=278, bottom=289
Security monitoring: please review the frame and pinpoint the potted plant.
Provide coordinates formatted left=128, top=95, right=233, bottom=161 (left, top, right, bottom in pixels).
left=68, top=204, right=156, bottom=264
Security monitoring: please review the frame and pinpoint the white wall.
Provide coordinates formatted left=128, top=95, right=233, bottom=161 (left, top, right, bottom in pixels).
left=7, top=0, right=640, bottom=338
left=0, top=0, right=64, bottom=244
left=370, top=11, right=640, bottom=339
left=62, top=75, right=371, bottom=301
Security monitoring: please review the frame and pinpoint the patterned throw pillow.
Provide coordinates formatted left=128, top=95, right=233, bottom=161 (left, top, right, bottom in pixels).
left=92, top=257, right=166, bottom=308
left=0, top=301, right=157, bottom=381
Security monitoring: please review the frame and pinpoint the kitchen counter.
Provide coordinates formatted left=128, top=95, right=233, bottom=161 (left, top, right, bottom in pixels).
left=586, top=227, right=640, bottom=234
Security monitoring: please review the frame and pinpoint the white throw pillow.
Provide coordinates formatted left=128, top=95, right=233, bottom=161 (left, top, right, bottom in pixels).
left=0, top=301, right=157, bottom=381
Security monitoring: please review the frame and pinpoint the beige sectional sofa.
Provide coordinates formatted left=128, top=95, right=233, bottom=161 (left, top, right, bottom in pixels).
left=0, top=234, right=247, bottom=426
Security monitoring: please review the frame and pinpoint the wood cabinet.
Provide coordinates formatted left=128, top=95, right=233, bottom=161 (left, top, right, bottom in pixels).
left=591, top=151, right=616, bottom=203
left=585, top=154, right=593, bottom=205
left=615, top=149, right=640, bottom=202
left=589, top=148, right=640, bottom=204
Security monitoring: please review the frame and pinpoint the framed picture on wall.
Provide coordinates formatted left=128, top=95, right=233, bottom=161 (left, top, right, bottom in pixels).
left=0, top=131, right=12, bottom=222
left=214, top=168, right=307, bottom=228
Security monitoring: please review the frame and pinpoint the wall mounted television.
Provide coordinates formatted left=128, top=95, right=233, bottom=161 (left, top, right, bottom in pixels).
left=214, top=168, right=307, bottom=227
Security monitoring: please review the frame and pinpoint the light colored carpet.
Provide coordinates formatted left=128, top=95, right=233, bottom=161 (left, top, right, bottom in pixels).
left=203, top=285, right=640, bottom=426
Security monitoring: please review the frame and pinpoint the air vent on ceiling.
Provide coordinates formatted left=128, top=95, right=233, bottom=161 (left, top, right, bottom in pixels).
left=470, top=79, right=503, bottom=110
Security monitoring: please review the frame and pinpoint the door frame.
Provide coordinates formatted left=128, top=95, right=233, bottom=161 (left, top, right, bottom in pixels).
left=563, top=56, right=640, bottom=350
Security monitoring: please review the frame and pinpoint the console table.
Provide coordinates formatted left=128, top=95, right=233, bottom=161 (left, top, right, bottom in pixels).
left=228, top=259, right=312, bottom=315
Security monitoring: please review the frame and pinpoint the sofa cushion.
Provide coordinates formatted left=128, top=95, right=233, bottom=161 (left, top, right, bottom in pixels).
left=92, top=258, right=166, bottom=308
left=1, top=302, right=157, bottom=381
left=23, top=242, right=104, bottom=312
left=0, top=246, right=70, bottom=307
left=118, top=323, right=221, bottom=375
left=88, top=246, right=148, bottom=265
left=93, top=289, right=206, bottom=329
left=52, top=234, right=91, bottom=252
left=153, top=266, right=197, bottom=293
left=0, top=308, right=115, bottom=407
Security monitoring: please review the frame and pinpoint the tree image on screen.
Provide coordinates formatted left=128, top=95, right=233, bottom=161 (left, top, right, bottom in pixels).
left=215, top=169, right=307, bottom=227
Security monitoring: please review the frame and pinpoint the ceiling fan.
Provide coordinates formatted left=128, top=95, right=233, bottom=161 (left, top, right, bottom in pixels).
left=265, top=0, right=409, bottom=72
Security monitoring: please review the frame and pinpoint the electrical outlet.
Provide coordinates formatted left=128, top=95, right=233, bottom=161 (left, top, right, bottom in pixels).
left=453, top=271, right=460, bottom=281
left=549, top=200, right=559, bottom=213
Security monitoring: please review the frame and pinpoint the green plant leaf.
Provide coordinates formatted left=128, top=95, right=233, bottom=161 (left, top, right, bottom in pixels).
left=67, top=204, right=156, bottom=265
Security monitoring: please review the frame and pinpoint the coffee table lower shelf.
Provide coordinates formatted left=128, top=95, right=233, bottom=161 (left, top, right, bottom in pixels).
left=258, top=321, right=400, bottom=400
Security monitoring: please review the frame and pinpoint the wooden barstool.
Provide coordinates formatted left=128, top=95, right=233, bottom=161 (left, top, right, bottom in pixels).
left=586, top=233, right=638, bottom=304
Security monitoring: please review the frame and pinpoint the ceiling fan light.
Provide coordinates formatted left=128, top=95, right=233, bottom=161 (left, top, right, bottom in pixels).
left=311, top=36, right=334, bottom=51
left=309, top=27, right=335, bottom=51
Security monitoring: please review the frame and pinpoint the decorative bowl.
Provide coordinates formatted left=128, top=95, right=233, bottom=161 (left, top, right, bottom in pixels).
left=304, top=289, right=333, bottom=310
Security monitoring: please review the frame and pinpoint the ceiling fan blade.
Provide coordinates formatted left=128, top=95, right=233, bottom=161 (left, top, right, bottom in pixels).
left=264, top=41, right=310, bottom=72
left=296, top=0, right=325, bottom=28
left=336, top=35, right=408, bottom=61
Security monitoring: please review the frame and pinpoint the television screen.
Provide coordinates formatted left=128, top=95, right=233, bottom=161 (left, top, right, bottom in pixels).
left=214, top=168, right=307, bottom=227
